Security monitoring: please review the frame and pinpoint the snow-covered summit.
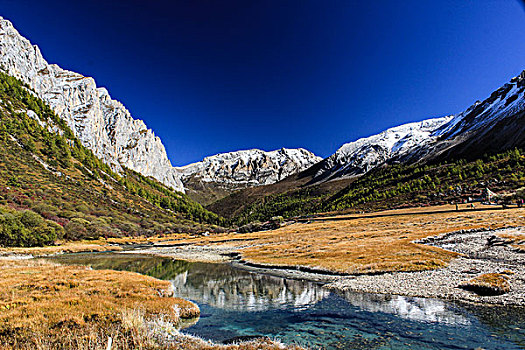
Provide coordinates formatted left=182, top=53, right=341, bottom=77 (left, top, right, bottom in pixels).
left=177, top=148, right=322, bottom=186
left=314, top=116, right=452, bottom=181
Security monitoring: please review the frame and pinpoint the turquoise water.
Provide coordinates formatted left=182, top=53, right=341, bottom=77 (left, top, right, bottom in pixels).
left=49, top=253, right=525, bottom=350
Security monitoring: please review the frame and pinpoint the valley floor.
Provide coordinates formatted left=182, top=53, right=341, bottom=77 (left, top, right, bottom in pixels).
left=122, top=204, right=525, bottom=307
left=2, top=204, right=524, bottom=349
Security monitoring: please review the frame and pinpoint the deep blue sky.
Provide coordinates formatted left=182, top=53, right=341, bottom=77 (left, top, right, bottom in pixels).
left=1, top=1, right=524, bottom=165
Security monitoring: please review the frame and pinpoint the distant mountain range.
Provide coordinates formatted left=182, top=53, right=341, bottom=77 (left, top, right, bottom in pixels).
left=0, top=15, right=524, bottom=217
left=209, top=70, right=525, bottom=221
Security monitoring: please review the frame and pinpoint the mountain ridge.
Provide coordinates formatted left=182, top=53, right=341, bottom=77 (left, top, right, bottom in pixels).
left=312, top=116, right=453, bottom=183
left=310, top=69, right=524, bottom=185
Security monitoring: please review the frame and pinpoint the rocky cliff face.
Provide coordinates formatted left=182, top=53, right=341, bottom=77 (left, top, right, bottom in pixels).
left=0, top=17, right=184, bottom=192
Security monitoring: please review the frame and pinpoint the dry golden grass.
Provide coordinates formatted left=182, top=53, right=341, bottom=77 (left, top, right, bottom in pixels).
left=163, top=205, right=525, bottom=274
left=0, top=258, right=199, bottom=349
left=459, top=273, right=511, bottom=296
left=0, top=240, right=122, bottom=256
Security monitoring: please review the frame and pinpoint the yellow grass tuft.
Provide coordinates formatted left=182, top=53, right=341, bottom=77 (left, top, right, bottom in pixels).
left=459, top=273, right=511, bottom=296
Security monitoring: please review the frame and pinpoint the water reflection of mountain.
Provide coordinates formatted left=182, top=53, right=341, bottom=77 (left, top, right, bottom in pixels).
left=170, top=262, right=329, bottom=312
left=338, top=290, right=471, bottom=325
left=51, top=254, right=470, bottom=326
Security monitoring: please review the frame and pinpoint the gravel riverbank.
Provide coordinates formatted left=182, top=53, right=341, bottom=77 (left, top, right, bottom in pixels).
left=328, top=227, right=525, bottom=306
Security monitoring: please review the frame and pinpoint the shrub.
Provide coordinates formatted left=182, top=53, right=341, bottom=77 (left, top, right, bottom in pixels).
left=46, top=219, right=65, bottom=240
left=0, top=209, right=57, bottom=247
left=64, top=218, right=91, bottom=240
left=31, top=203, right=59, bottom=218
left=19, top=210, right=45, bottom=228
left=238, top=221, right=263, bottom=233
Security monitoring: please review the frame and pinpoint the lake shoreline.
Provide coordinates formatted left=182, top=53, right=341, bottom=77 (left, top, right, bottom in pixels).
left=126, top=226, right=525, bottom=308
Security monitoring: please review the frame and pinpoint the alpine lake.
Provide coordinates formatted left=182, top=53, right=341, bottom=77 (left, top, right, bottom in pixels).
left=47, top=252, right=525, bottom=350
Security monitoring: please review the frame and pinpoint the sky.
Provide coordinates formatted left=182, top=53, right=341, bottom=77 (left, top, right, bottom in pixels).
left=1, top=0, right=524, bottom=165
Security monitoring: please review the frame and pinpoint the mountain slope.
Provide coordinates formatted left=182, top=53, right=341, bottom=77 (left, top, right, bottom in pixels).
left=0, top=71, right=223, bottom=247
left=0, top=16, right=184, bottom=192
left=209, top=70, right=525, bottom=222
left=419, top=70, right=525, bottom=162
left=177, top=148, right=322, bottom=205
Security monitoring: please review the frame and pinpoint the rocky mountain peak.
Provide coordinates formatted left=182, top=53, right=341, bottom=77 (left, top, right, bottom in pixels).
left=0, top=16, right=184, bottom=192
left=177, top=148, right=322, bottom=187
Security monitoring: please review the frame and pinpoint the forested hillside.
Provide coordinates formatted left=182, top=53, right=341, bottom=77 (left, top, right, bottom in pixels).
left=0, top=71, right=224, bottom=247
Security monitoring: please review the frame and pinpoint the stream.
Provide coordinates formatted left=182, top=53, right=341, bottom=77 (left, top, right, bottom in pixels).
left=48, top=252, right=525, bottom=350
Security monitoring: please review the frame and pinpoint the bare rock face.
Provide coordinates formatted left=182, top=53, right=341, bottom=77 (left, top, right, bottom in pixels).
left=0, top=17, right=184, bottom=192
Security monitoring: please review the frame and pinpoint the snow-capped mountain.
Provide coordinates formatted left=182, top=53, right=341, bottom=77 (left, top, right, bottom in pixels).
left=420, top=70, right=525, bottom=161
left=0, top=17, right=184, bottom=192
left=176, top=148, right=322, bottom=205
left=313, top=70, right=525, bottom=183
left=178, top=148, right=322, bottom=187
left=313, top=117, right=452, bottom=182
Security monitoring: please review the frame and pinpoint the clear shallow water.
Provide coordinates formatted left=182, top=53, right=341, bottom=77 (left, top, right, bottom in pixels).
left=49, top=253, right=525, bottom=350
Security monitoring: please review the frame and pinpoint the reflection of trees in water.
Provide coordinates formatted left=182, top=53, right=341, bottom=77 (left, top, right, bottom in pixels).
left=337, top=290, right=471, bottom=325
left=171, top=262, right=329, bottom=311
left=50, top=253, right=191, bottom=280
